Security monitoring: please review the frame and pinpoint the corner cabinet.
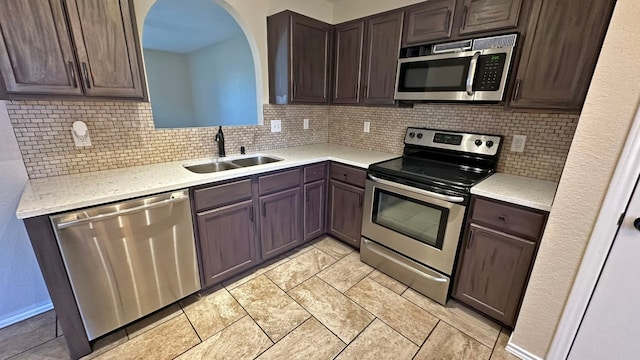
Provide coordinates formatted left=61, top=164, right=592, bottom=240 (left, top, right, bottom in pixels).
left=0, top=0, right=145, bottom=100
left=453, top=196, right=548, bottom=327
left=508, top=0, right=615, bottom=111
left=328, top=163, right=366, bottom=248
left=267, top=11, right=332, bottom=104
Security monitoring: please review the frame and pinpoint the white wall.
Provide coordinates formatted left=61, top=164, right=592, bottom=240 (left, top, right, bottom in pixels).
left=510, top=0, right=640, bottom=357
left=0, top=101, right=51, bottom=328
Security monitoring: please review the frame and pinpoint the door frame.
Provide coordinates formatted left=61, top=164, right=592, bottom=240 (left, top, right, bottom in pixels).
left=547, top=105, right=640, bottom=359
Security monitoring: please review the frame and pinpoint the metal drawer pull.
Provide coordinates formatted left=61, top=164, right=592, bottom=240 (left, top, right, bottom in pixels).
left=249, top=206, right=254, bottom=222
left=67, top=61, right=77, bottom=88
left=56, top=196, right=187, bottom=229
left=498, top=215, right=507, bottom=221
left=367, top=174, right=465, bottom=203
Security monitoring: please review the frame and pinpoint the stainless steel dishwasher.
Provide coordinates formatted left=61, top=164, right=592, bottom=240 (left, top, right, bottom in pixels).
left=50, top=189, right=201, bottom=340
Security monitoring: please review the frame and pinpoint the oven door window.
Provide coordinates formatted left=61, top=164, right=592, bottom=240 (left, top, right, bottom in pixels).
left=397, top=57, right=471, bottom=93
left=372, top=189, right=449, bottom=250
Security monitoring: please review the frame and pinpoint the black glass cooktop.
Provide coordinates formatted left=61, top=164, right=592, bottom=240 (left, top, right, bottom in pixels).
left=369, top=156, right=492, bottom=189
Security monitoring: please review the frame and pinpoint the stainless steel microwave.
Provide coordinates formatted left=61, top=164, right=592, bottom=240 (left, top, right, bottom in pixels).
left=394, top=34, right=517, bottom=102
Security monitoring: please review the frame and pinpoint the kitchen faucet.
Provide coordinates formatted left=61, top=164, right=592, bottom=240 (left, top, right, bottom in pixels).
left=215, top=126, right=226, bottom=159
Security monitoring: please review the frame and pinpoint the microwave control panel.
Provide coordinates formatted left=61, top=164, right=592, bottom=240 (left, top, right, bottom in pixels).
left=474, top=54, right=507, bottom=91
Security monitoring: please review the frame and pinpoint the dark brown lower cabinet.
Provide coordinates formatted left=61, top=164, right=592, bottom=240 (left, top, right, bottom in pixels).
left=328, top=179, right=364, bottom=248
left=197, top=200, right=258, bottom=288
left=304, top=180, right=326, bottom=241
left=260, top=187, right=302, bottom=258
left=454, top=224, right=535, bottom=326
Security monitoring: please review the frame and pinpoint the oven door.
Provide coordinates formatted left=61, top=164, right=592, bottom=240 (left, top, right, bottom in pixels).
left=361, top=176, right=466, bottom=276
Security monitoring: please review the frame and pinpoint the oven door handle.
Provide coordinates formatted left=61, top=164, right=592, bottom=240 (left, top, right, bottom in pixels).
left=466, top=51, right=481, bottom=96
left=367, top=174, right=465, bottom=204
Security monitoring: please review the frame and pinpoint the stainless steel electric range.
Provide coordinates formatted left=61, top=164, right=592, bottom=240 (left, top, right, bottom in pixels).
left=360, top=127, right=502, bottom=304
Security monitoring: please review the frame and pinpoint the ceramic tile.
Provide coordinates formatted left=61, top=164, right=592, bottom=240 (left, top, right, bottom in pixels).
left=176, top=316, right=272, bottom=360
left=367, top=269, right=408, bottom=295
left=9, top=336, right=70, bottom=360
left=265, top=248, right=337, bottom=291
left=180, top=286, right=246, bottom=340
left=229, top=275, right=310, bottom=342
left=345, top=277, right=438, bottom=345
left=317, top=252, right=373, bottom=292
left=491, top=329, right=519, bottom=360
left=312, top=236, right=354, bottom=259
left=288, top=276, right=374, bottom=343
left=403, top=288, right=500, bottom=348
left=256, top=318, right=345, bottom=360
left=414, top=322, right=492, bottom=360
left=81, top=330, right=128, bottom=360
left=0, top=310, right=56, bottom=359
left=223, top=255, right=291, bottom=291
left=335, top=319, right=418, bottom=360
left=93, top=314, right=199, bottom=360
left=125, top=304, right=182, bottom=339
left=56, top=318, right=63, bottom=337
left=284, top=242, right=317, bottom=259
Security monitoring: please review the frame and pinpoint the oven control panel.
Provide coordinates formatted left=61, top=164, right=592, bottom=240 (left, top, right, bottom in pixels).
left=405, top=128, right=502, bottom=156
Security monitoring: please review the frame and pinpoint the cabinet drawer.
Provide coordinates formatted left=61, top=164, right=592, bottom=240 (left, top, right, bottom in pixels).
left=194, top=180, right=252, bottom=212
left=330, top=163, right=366, bottom=188
left=258, top=168, right=301, bottom=195
left=471, top=197, right=547, bottom=241
left=304, top=163, right=326, bottom=183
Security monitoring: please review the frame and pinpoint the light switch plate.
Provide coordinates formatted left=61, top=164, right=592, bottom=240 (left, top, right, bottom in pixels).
left=364, top=121, right=371, bottom=133
left=303, top=118, right=309, bottom=130
left=271, top=119, right=282, bottom=133
left=511, top=135, right=527, bottom=152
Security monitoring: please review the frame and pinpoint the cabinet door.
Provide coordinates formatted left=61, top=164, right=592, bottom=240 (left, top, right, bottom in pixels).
left=328, top=180, right=364, bottom=248
left=260, top=188, right=302, bottom=258
left=197, top=200, right=257, bottom=288
left=304, top=180, right=326, bottom=241
left=0, top=0, right=82, bottom=96
left=460, top=0, right=523, bottom=35
left=291, top=15, right=331, bottom=104
left=362, top=12, right=403, bottom=105
left=66, top=0, right=144, bottom=98
left=333, top=21, right=364, bottom=104
left=509, top=0, right=615, bottom=111
left=403, top=0, right=456, bottom=46
left=454, top=224, right=535, bottom=326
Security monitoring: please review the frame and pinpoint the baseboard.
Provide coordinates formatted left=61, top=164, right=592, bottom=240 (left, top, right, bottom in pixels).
left=506, top=340, right=545, bottom=360
left=0, top=301, right=53, bottom=330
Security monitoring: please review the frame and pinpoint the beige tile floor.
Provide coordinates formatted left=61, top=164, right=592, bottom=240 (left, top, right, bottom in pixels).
left=0, top=236, right=519, bottom=360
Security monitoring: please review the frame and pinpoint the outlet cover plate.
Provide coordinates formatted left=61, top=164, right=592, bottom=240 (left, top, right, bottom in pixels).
left=71, top=129, right=91, bottom=147
left=303, top=118, right=309, bottom=130
left=511, top=135, right=527, bottom=152
left=364, top=121, right=371, bottom=133
left=271, top=119, right=282, bottom=133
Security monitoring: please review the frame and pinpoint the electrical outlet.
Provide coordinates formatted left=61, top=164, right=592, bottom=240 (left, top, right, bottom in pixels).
left=364, top=121, right=371, bottom=133
left=511, top=135, right=527, bottom=152
left=271, top=119, right=282, bottom=133
left=71, top=121, right=91, bottom=147
left=303, top=118, right=309, bottom=130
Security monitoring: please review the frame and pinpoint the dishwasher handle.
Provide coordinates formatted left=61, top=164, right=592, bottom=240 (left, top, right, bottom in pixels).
left=56, top=195, right=188, bottom=230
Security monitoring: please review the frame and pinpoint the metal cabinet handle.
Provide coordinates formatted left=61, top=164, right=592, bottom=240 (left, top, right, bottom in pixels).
left=512, top=79, right=521, bottom=101
left=81, top=62, right=91, bottom=89
left=462, top=5, right=469, bottom=30
left=467, top=228, right=474, bottom=249
left=358, top=193, right=363, bottom=207
left=445, top=10, right=452, bottom=30
left=498, top=215, right=507, bottom=221
left=249, top=206, right=254, bottom=222
left=67, top=61, right=77, bottom=88
left=367, top=174, right=466, bottom=203
left=466, top=52, right=481, bottom=96
left=305, top=188, right=309, bottom=202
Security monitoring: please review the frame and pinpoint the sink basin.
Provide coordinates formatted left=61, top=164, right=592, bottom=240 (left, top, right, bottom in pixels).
left=184, top=161, right=240, bottom=174
left=231, top=156, right=282, bottom=167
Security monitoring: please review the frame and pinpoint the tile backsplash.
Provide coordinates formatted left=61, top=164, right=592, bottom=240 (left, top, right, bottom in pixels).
left=7, top=101, right=329, bottom=178
left=329, top=105, right=579, bottom=182
left=7, top=101, right=578, bottom=182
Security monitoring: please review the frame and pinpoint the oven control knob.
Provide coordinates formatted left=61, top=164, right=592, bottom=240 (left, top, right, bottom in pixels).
left=417, top=133, right=423, bottom=139
left=409, top=132, right=415, bottom=138
left=486, top=140, right=495, bottom=148
left=474, top=139, right=482, bottom=146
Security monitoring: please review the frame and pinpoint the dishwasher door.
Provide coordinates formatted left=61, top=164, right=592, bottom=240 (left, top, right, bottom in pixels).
left=50, top=189, right=201, bottom=340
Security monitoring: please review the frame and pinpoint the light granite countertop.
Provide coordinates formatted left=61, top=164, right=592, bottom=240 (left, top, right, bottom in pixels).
left=16, top=144, right=398, bottom=219
left=471, top=173, right=558, bottom=212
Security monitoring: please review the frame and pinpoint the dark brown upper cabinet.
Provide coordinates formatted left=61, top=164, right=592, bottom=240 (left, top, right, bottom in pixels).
left=268, top=11, right=332, bottom=105
left=332, top=20, right=365, bottom=104
left=459, top=0, right=523, bottom=35
left=508, top=0, right=615, bottom=111
left=403, top=0, right=456, bottom=46
left=362, top=11, right=404, bottom=105
left=0, top=0, right=145, bottom=100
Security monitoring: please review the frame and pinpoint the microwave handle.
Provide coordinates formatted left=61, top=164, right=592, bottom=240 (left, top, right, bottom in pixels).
left=466, top=52, right=481, bottom=96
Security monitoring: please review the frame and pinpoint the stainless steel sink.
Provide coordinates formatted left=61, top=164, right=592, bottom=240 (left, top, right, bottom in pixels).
left=184, top=161, right=240, bottom=174
left=231, top=156, right=282, bottom=167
